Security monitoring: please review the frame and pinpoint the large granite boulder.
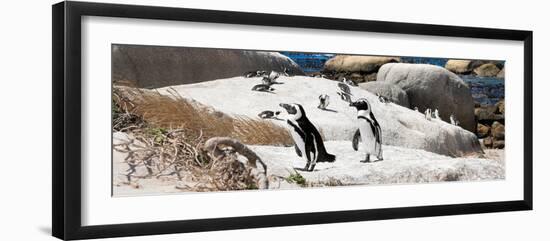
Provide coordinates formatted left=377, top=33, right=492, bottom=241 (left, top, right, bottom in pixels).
left=474, top=63, right=501, bottom=77
left=445, top=59, right=504, bottom=76
left=491, top=121, right=505, bottom=140
left=112, top=45, right=304, bottom=88
left=477, top=124, right=490, bottom=138
left=323, top=55, right=399, bottom=73
left=358, top=81, right=410, bottom=108
left=377, top=63, right=476, bottom=133
left=445, top=60, right=471, bottom=74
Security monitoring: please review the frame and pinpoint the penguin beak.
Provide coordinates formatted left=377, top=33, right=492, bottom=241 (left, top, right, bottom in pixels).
left=279, top=103, right=295, bottom=114
left=279, top=103, right=290, bottom=110
left=349, top=102, right=356, bottom=107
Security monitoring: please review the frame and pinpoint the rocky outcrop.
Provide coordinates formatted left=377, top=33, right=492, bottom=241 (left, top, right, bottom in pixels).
left=377, top=63, right=477, bottom=133
left=444, top=59, right=505, bottom=77
left=475, top=100, right=505, bottom=149
left=474, top=63, right=501, bottom=77
left=112, top=45, right=304, bottom=88
left=324, top=55, right=400, bottom=73
left=160, top=76, right=483, bottom=157
left=477, top=124, right=490, bottom=138
left=475, top=105, right=504, bottom=123
left=319, top=55, right=399, bottom=84
left=358, top=81, right=410, bottom=108
left=445, top=60, right=471, bottom=74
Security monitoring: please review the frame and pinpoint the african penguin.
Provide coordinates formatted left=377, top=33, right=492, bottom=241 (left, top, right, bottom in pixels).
left=279, top=103, right=336, bottom=171
left=433, top=109, right=441, bottom=120
left=336, top=91, right=352, bottom=103
left=244, top=70, right=267, bottom=78
left=425, top=108, right=432, bottom=121
left=450, top=114, right=460, bottom=126
left=342, top=77, right=357, bottom=86
left=258, top=110, right=281, bottom=119
left=350, top=99, right=383, bottom=162
left=251, top=84, right=275, bottom=92
left=337, top=82, right=352, bottom=95
left=318, top=94, right=330, bottom=110
left=376, top=93, right=390, bottom=104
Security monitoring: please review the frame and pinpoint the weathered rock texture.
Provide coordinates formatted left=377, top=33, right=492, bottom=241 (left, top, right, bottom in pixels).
left=358, top=81, right=410, bottom=108
left=323, top=55, right=400, bottom=73
left=474, top=63, right=501, bottom=77
left=112, top=45, right=304, bottom=88
left=377, top=63, right=477, bottom=133
left=157, top=76, right=483, bottom=157
left=444, top=59, right=505, bottom=78
left=475, top=100, right=505, bottom=149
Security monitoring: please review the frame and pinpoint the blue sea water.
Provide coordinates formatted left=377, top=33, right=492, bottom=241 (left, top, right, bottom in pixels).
left=461, top=75, right=504, bottom=105
left=280, top=52, right=504, bottom=105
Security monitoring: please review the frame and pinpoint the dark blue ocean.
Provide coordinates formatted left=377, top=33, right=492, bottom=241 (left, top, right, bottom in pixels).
left=280, top=52, right=504, bottom=105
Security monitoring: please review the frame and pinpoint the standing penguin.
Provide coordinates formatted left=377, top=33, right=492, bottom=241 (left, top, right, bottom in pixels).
left=337, top=82, right=352, bottom=95
left=433, top=109, right=441, bottom=120
left=279, top=103, right=336, bottom=171
left=318, top=94, right=330, bottom=110
left=350, top=99, right=383, bottom=162
left=450, top=114, right=460, bottom=126
left=425, top=108, right=432, bottom=121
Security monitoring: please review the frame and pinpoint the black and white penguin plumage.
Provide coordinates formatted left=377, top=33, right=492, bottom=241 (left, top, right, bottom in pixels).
left=337, top=82, right=352, bottom=95
left=450, top=114, right=460, bottom=126
left=376, top=93, right=390, bottom=104
left=258, top=110, right=281, bottom=119
left=251, top=84, right=275, bottom=92
left=318, top=94, right=330, bottom=110
left=425, top=108, right=432, bottom=121
left=244, top=70, right=267, bottom=78
left=279, top=103, right=336, bottom=171
left=244, top=70, right=257, bottom=78
left=350, top=98, right=383, bottom=162
left=336, top=91, right=352, bottom=103
left=342, top=77, right=357, bottom=86
left=262, top=71, right=282, bottom=86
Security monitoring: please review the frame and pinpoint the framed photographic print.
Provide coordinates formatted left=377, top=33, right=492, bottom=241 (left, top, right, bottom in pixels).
left=52, top=1, right=533, bottom=240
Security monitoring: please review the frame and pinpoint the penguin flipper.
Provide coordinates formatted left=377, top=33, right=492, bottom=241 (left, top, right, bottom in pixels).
left=352, top=129, right=361, bottom=151
left=294, top=144, right=302, bottom=157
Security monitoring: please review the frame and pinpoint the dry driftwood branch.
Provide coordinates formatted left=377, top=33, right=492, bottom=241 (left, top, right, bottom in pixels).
left=204, top=137, right=268, bottom=189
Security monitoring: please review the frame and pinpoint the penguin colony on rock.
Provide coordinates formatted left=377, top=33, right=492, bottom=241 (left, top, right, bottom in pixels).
left=279, top=80, right=386, bottom=171
left=245, top=70, right=458, bottom=171
left=256, top=74, right=384, bottom=171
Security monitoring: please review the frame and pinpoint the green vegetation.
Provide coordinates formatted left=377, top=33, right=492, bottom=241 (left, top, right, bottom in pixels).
left=286, top=172, right=307, bottom=186
left=146, top=127, right=167, bottom=144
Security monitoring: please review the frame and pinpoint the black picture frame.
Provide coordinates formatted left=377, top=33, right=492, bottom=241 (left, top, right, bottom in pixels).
left=52, top=1, right=533, bottom=240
